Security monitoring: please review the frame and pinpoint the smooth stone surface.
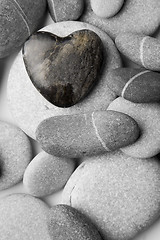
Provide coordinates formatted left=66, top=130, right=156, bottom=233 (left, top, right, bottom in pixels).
left=36, top=110, right=139, bottom=158
left=91, top=0, right=124, bottom=18
left=23, top=151, right=75, bottom=197
left=80, top=0, right=160, bottom=39
left=8, top=21, right=121, bottom=139
left=108, top=97, right=160, bottom=158
left=116, top=33, right=160, bottom=71
left=0, top=193, right=50, bottom=240
left=23, top=30, right=104, bottom=107
left=0, top=121, right=32, bottom=191
left=62, top=151, right=160, bottom=240
left=0, top=0, right=46, bottom=58
left=48, top=205, right=103, bottom=240
left=107, top=68, right=160, bottom=103
left=47, top=0, right=84, bottom=22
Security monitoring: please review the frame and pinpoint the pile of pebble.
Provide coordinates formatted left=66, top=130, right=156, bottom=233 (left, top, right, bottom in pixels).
left=0, top=0, right=160, bottom=239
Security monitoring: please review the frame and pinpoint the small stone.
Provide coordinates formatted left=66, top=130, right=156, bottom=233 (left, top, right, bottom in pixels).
left=36, top=110, right=139, bottom=158
left=90, top=0, right=124, bottom=18
left=115, top=33, right=160, bottom=71
left=47, top=0, right=84, bottom=22
left=0, top=121, right=32, bottom=191
left=62, top=151, right=160, bottom=240
left=106, top=68, right=160, bottom=103
left=23, top=29, right=104, bottom=108
left=108, top=97, right=160, bottom=158
left=23, top=151, right=75, bottom=197
left=48, top=205, right=103, bottom=240
left=0, top=194, right=51, bottom=240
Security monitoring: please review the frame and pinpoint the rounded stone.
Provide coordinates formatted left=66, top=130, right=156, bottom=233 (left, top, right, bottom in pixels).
left=23, top=151, right=75, bottom=197
left=48, top=205, right=103, bottom=240
left=90, top=0, right=124, bottom=18
left=0, top=193, right=51, bottom=240
left=0, top=121, right=32, bottom=191
left=7, top=21, right=121, bottom=139
left=80, top=0, right=160, bottom=39
left=62, top=151, right=160, bottom=240
left=36, top=110, right=140, bottom=158
left=106, top=68, right=160, bottom=103
left=47, top=0, right=84, bottom=22
left=108, top=97, right=160, bottom=158
left=115, top=33, right=160, bottom=71
left=0, top=0, right=46, bottom=58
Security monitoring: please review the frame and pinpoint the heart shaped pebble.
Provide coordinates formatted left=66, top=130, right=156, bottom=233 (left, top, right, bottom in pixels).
left=23, top=30, right=104, bottom=107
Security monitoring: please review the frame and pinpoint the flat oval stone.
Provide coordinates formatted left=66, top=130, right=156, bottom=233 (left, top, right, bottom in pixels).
left=107, top=68, right=160, bottom=103
left=36, top=110, right=139, bottom=158
left=23, top=151, right=75, bottom=197
left=8, top=21, right=121, bottom=139
left=115, top=33, right=160, bottom=71
left=108, top=97, right=160, bottom=158
left=0, top=194, right=51, bottom=240
left=90, top=0, right=124, bottom=18
left=23, top=29, right=104, bottom=108
left=48, top=205, right=103, bottom=240
left=62, top=151, right=160, bottom=240
left=47, top=0, right=84, bottom=22
left=0, top=121, right=32, bottom=191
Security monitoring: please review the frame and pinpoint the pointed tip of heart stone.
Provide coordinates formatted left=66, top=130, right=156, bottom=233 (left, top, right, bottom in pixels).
left=23, top=29, right=104, bottom=108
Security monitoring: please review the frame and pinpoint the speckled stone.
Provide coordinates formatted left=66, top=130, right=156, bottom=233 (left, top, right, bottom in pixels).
left=0, top=193, right=50, bottom=240
left=7, top=21, right=121, bottom=139
left=62, top=151, right=160, bottom=240
left=47, top=0, right=84, bottom=22
left=23, top=151, right=75, bottom=197
left=106, top=68, right=160, bottom=103
left=108, top=97, right=160, bottom=158
left=0, top=121, right=32, bottom=191
left=80, top=0, right=160, bottom=39
left=90, top=0, right=124, bottom=18
left=23, top=30, right=104, bottom=107
left=36, top=110, right=139, bottom=158
left=48, top=205, right=103, bottom=240
left=115, top=33, right=160, bottom=71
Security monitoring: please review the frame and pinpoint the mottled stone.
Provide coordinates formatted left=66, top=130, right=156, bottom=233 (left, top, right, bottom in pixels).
left=0, top=121, right=32, bottom=191
left=0, top=194, right=50, bottom=240
left=47, top=0, right=84, bottom=22
left=108, top=97, right=160, bottom=158
left=90, top=0, right=124, bottom=18
left=62, top=151, right=160, bottom=240
left=107, top=68, right=160, bottom=103
left=8, top=21, right=121, bottom=139
left=23, top=30, right=103, bottom=107
left=23, top=151, right=75, bottom=197
left=115, top=33, right=160, bottom=71
left=36, top=110, right=139, bottom=158
left=48, top=205, right=103, bottom=240
left=0, top=0, right=46, bottom=58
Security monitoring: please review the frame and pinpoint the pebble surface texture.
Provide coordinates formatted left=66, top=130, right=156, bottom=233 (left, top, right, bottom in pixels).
left=8, top=21, right=121, bottom=139
left=0, top=121, right=32, bottom=191
left=90, top=0, right=124, bottom=18
left=106, top=68, right=160, bottom=103
left=23, top=30, right=104, bottom=107
left=80, top=0, right=160, bottom=39
left=0, top=0, right=46, bottom=58
left=0, top=194, right=51, bottom=240
left=115, top=33, right=160, bottom=71
left=62, top=151, right=160, bottom=240
left=47, top=0, right=84, bottom=22
left=23, top=151, right=75, bottom=197
left=36, top=110, right=139, bottom=158
left=48, top=205, right=103, bottom=240
left=108, top=97, right=160, bottom=158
